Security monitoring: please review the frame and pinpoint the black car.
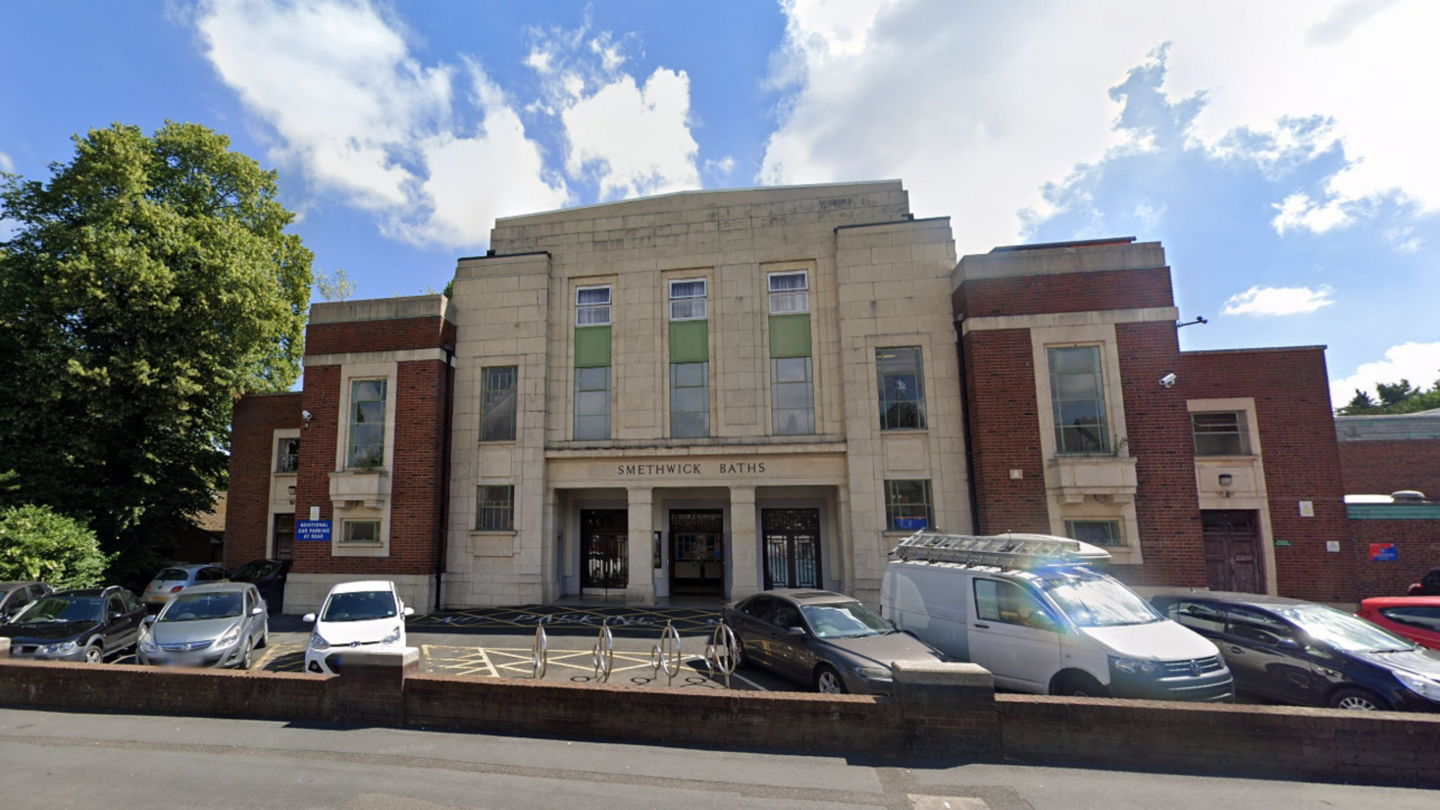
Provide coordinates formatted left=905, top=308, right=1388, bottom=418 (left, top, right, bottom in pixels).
left=0, top=582, right=51, bottom=623
left=723, top=590, right=946, bottom=694
left=1152, top=591, right=1440, bottom=712
left=0, top=586, right=148, bottom=663
left=230, top=559, right=292, bottom=614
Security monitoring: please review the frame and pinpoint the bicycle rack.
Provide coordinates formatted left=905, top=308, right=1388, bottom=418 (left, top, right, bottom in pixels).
left=703, top=620, right=739, bottom=689
left=649, top=621, right=682, bottom=687
left=591, top=625, right=615, bottom=683
left=531, top=625, right=548, bottom=680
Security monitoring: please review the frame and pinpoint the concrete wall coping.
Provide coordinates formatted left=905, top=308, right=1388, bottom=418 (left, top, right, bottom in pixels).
left=891, top=660, right=994, bottom=688
left=310, top=295, right=453, bottom=326
left=954, top=242, right=1165, bottom=283
left=493, top=180, right=906, bottom=226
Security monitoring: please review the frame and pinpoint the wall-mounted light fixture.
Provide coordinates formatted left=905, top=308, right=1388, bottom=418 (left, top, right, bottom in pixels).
left=1218, top=474, right=1234, bottom=487
left=287, top=485, right=297, bottom=495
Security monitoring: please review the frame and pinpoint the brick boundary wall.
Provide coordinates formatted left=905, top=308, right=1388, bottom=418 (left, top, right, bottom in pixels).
left=1349, top=519, right=1440, bottom=597
left=2, top=656, right=1438, bottom=786
left=1339, top=439, right=1440, bottom=501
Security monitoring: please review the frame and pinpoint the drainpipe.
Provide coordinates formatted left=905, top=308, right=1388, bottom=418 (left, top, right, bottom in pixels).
left=953, top=316, right=982, bottom=534
left=434, top=341, right=455, bottom=613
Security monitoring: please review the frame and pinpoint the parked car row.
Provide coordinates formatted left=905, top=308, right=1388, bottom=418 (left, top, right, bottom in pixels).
left=722, top=532, right=1440, bottom=714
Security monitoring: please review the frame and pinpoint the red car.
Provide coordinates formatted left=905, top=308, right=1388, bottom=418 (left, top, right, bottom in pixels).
left=1358, top=597, right=1440, bottom=650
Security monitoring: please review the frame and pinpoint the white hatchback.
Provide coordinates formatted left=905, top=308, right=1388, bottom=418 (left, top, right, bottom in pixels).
left=302, top=580, right=413, bottom=675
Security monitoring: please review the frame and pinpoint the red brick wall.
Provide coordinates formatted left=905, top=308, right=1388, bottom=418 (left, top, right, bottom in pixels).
left=293, top=361, right=446, bottom=577
left=305, top=316, right=454, bottom=357
left=1349, top=518, right=1440, bottom=597
left=1181, top=349, right=1353, bottom=601
left=954, top=268, right=1173, bottom=319
left=224, top=393, right=301, bottom=569
left=1112, top=322, right=1205, bottom=587
left=1339, top=439, right=1440, bottom=499
left=961, top=329, right=1050, bottom=534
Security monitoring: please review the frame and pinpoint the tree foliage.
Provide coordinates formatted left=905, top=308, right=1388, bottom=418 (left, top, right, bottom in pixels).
left=1339, top=375, right=1440, bottom=415
left=315, top=268, right=355, bottom=302
left=0, top=122, right=312, bottom=580
left=0, top=504, right=112, bottom=590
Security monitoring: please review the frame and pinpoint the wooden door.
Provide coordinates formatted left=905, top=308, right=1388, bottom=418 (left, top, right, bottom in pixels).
left=1202, top=510, right=1263, bottom=594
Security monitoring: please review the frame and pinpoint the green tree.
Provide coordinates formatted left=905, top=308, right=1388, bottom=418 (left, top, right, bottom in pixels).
left=315, top=267, right=355, bottom=301
left=0, top=504, right=112, bottom=589
left=1338, top=374, right=1440, bottom=415
left=0, top=122, right=312, bottom=581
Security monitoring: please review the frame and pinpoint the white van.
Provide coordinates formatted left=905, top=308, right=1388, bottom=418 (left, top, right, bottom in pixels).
left=880, top=532, right=1233, bottom=701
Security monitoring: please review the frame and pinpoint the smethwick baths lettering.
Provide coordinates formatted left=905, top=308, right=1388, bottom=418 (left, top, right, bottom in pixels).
left=615, top=462, right=767, bottom=476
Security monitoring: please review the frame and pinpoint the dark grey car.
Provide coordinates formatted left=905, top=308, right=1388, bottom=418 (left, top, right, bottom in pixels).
left=723, top=590, right=946, bottom=694
left=136, top=582, right=269, bottom=669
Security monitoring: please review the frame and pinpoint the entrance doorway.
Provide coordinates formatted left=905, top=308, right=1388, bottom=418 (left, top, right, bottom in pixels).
left=581, top=509, right=629, bottom=590
left=670, top=510, right=724, bottom=596
left=272, top=514, right=294, bottom=561
left=761, top=508, right=822, bottom=590
left=1202, top=510, right=1263, bottom=593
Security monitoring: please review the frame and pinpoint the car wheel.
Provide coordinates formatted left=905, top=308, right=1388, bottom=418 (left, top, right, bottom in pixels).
left=239, top=642, right=254, bottom=671
left=1056, top=671, right=1108, bottom=698
left=815, top=664, right=847, bottom=694
left=83, top=643, right=103, bottom=664
left=257, top=622, right=269, bottom=649
left=731, top=635, right=748, bottom=669
left=1329, top=687, right=1388, bottom=711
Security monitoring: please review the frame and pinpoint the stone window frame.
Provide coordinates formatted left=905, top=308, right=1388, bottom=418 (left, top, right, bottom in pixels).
left=1191, top=411, right=1253, bottom=457
left=669, top=278, right=708, bottom=321
left=331, top=360, right=397, bottom=558
left=1047, top=345, right=1111, bottom=456
left=345, top=377, right=390, bottom=469
left=1064, top=519, right=1125, bottom=548
left=340, top=519, right=382, bottom=544
left=1029, top=325, right=1129, bottom=462
left=767, top=270, right=810, bottom=315
left=660, top=267, right=716, bottom=442
left=275, top=436, right=301, bottom=473
left=476, top=484, right=516, bottom=532
left=480, top=365, right=519, bottom=443
left=884, top=479, right=934, bottom=532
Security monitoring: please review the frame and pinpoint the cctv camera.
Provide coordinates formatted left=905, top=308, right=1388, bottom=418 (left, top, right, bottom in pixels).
left=302, top=410, right=312, bottom=421
left=1159, top=373, right=1177, bottom=388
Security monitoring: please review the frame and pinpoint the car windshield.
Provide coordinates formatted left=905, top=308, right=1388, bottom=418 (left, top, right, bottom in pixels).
left=800, top=601, right=895, bottom=639
left=232, top=562, right=280, bottom=581
left=1278, top=605, right=1419, bottom=654
left=159, top=592, right=244, bottom=622
left=1039, top=571, right=1163, bottom=627
left=153, top=569, right=189, bottom=582
left=12, top=596, right=103, bottom=625
left=321, top=591, right=398, bottom=622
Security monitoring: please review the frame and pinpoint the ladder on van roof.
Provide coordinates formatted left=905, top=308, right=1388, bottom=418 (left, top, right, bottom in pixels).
left=889, top=531, right=1111, bottom=569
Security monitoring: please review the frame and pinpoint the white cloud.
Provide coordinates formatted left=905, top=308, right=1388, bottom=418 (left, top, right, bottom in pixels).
left=196, top=0, right=567, bottom=248
left=1330, top=341, right=1440, bottom=404
left=1221, top=285, right=1336, bottom=316
left=0, top=151, right=13, bottom=173
left=526, top=24, right=700, bottom=201
left=759, top=0, right=1440, bottom=252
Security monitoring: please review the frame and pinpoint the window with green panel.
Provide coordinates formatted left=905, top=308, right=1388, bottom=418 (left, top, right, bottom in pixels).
left=670, top=362, right=709, bottom=438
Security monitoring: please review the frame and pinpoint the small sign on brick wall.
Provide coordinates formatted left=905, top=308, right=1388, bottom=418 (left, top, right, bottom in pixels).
left=1369, top=543, right=1398, bottom=562
left=296, top=520, right=331, bottom=541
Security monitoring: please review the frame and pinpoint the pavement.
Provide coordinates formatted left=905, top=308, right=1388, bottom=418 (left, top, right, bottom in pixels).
left=0, top=707, right=1433, bottom=809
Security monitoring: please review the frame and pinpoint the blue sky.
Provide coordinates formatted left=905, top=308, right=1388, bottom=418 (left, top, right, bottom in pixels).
left=2, top=0, right=1437, bottom=405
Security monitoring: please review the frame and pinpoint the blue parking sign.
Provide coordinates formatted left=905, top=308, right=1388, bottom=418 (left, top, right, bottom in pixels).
left=296, top=520, right=331, bottom=541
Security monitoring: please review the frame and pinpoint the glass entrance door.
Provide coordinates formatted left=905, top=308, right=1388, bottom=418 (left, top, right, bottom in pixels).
left=670, top=510, right=724, bottom=596
left=762, top=508, right=822, bottom=590
left=581, top=509, right=629, bottom=590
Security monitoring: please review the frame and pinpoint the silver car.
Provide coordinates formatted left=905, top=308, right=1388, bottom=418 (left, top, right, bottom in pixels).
left=136, top=582, right=269, bottom=669
left=141, top=564, right=231, bottom=609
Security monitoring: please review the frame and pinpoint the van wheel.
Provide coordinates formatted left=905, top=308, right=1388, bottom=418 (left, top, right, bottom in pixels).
left=1329, top=687, right=1388, bottom=711
left=1055, top=672, right=1108, bottom=698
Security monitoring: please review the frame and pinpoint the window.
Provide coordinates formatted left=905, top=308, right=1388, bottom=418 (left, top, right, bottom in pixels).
left=771, top=357, right=815, bottom=435
left=669, top=279, right=707, bottom=321
left=342, top=520, right=381, bottom=544
left=1065, top=520, right=1124, bottom=547
left=348, top=379, right=388, bottom=468
left=1192, top=411, right=1250, bottom=456
left=1168, top=600, right=1227, bottom=635
left=768, top=271, right=809, bottom=314
left=885, top=480, right=934, bottom=531
left=877, top=347, right=927, bottom=430
left=575, top=285, right=611, bottom=326
left=574, top=367, right=611, bottom=440
left=275, top=437, right=300, bottom=473
left=670, top=362, right=710, bottom=438
left=106, top=595, right=125, bottom=620
left=477, top=485, right=515, bottom=531
left=480, top=366, right=518, bottom=442
left=1048, top=346, right=1109, bottom=454
left=974, top=579, right=1057, bottom=630
left=1379, top=607, right=1440, bottom=633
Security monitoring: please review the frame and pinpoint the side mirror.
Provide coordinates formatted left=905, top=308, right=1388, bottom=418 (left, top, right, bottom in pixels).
left=251, top=607, right=263, bottom=616
left=1277, top=637, right=1301, bottom=650
left=787, top=626, right=806, bottom=637
left=142, top=615, right=156, bottom=627
left=109, top=612, right=124, bottom=622
left=302, top=613, right=317, bottom=623
left=403, top=607, right=414, bottom=617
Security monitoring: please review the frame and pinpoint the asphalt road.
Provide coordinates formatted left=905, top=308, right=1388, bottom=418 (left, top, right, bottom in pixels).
left=0, top=707, right=1432, bottom=810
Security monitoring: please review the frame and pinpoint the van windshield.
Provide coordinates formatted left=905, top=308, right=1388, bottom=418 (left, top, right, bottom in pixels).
left=1039, top=572, right=1163, bottom=627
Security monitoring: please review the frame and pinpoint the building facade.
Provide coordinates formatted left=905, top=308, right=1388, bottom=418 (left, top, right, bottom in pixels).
left=224, top=180, right=1407, bottom=613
